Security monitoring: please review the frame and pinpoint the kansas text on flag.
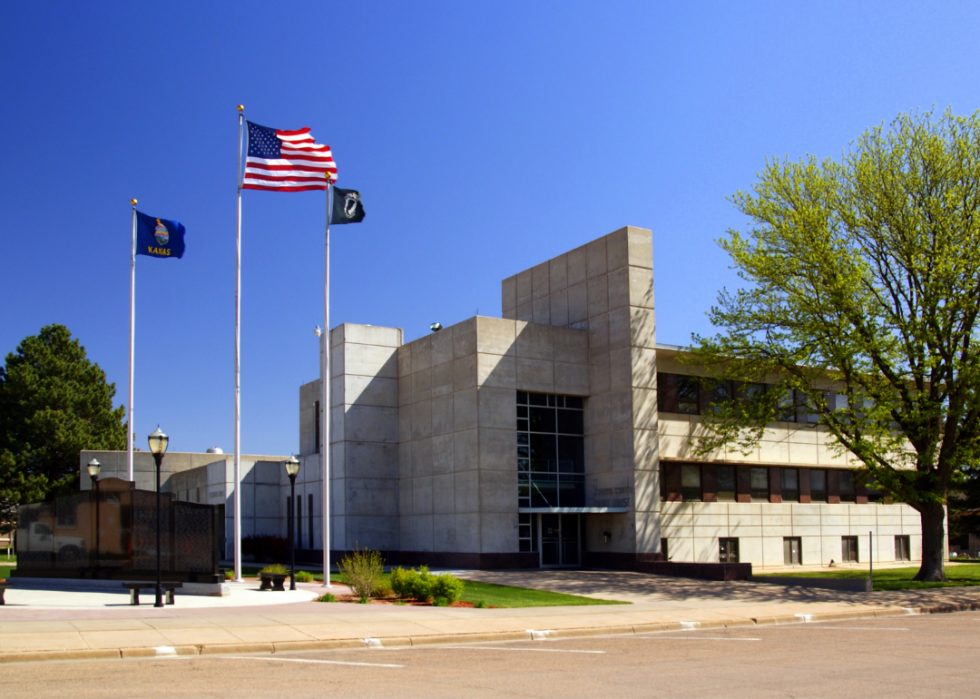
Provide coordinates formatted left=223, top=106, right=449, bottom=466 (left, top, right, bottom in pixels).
left=136, top=211, right=186, bottom=259
left=243, top=121, right=337, bottom=191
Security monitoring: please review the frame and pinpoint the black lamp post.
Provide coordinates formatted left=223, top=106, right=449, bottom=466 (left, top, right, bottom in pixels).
left=87, top=459, right=101, bottom=570
left=284, top=456, right=300, bottom=590
left=148, top=427, right=169, bottom=608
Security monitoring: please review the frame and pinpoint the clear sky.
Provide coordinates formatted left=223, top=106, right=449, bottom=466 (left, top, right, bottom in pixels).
left=2, top=1, right=978, bottom=455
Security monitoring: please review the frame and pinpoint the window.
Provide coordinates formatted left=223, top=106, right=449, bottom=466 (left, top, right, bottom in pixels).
left=810, top=469, right=828, bottom=502
left=296, top=495, right=302, bottom=548
left=702, top=379, right=734, bottom=415
left=517, top=392, right=585, bottom=508
left=781, top=468, right=799, bottom=502
left=867, top=476, right=884, bottom=504
left=842, top=535, right=859, bottom=562
left=676, top=376, right=700, bottom=414
left=750, top=467, right=769, bottom=501
left=308, top=494, right=314, bottom=550
left=518, top=513, right=538, bottom=552
left=783, top=537, right=802, bottom=565
left=660, top=538, right=669, bottom=560
left=314, top=400, right=321, bottom=452
left=895, top=535, right=911, bottom=561
left=659, top=463, right=667, bottom=500
left=681, top=464, right=702, bottom=501
left=716, top=466, right=736, bottom=502
left=839, top=471, right=856, bottom=502
left=720, top=538, right=739, bottom=563
left=776, top=389, right=798, bottom=422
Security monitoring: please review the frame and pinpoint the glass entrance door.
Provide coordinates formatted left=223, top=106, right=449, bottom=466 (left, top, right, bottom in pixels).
left=539, top=514, right=580, bottom=568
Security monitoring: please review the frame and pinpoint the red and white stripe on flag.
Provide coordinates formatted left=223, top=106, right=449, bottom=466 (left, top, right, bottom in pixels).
left=243, top=126, right=338, bottom=192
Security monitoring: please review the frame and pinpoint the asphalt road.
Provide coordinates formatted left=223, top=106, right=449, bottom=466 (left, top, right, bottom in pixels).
left=2, top=612, right=977, bottom=698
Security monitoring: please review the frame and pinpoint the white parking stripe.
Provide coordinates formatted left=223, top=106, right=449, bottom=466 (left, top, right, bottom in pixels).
left=232, top=657, right=404, bottom=668
left=768, top=626, right=909, bottom=631
left=634, top=636, right=762, bottom=641
left=435, top=646, right=605, bottom=654
left=154, top=656, right=404, bottom=668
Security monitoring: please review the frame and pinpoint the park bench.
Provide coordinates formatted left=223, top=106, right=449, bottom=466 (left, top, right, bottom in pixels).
left=0, top=580, right=10, bottom=605
left=122, top=581, right=183, bottom=605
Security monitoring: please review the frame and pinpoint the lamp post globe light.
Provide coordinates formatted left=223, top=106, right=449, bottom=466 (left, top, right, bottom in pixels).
left=284, top=456, right=300, bottom=591
left=148, top=427, right=169, bottom=608
left=87, top=459, right=100, bottom=570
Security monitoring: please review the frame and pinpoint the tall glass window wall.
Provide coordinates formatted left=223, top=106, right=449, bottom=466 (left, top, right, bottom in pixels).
left=517, top=392, right=585, bottom=509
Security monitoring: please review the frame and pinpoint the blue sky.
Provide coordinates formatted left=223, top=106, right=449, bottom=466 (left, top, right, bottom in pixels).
left=2, top=1, right=978, bottom=455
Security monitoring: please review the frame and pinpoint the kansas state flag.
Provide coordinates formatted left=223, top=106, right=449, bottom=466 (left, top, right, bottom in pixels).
left=136, top=211, right=185, bottom=259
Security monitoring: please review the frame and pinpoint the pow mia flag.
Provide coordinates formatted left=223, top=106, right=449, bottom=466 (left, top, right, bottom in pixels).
left=329, top=187, right=366, bottom=224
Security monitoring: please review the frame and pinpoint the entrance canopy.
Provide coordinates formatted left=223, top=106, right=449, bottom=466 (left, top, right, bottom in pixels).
left=518, top=507, right=628, bottom=514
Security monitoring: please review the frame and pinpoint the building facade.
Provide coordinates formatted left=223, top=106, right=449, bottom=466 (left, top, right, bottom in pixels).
left=82, top=225, right=925, bottom=570
left=298, top=225, right=923, bottom=570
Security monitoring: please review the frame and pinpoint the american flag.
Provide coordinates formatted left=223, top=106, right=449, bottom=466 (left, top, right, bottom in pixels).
left=242, top=120, right=337, bottom=191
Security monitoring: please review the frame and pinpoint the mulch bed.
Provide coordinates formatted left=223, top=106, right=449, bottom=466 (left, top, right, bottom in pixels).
left=328, top=594, right=478, bottom=608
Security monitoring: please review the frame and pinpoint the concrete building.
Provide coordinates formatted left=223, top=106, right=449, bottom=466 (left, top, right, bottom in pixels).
left=298, top=225, right=923, bottom=570
left=82, top=225, right=924, bottom=571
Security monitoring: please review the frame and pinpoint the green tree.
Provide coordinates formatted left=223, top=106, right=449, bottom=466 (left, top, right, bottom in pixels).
left=0, top=325, right=126, bottom=518
left=691, top=110, right=980, bottom=582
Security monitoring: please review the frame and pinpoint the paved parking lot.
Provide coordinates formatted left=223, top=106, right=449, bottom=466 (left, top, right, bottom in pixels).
left=2, top=611, right=977, bottom=698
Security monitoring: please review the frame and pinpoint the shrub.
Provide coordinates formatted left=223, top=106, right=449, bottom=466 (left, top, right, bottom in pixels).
left=433, top=596, right=449, bottom=607
left=390, top=565, right=434, bottom=601
left=259, top=563, right=288, bottom=575
left=390, top=567, right=414, bottom=598
left=223, top=570, right=234, bottom=581
left=474, top=600, right=487, bottom=609
left=339, top=547, right=385, bottom=600
left=294, top=570, right=315, bottom=583
left=432, top=573, right=465, bottom=603
left=318, top=593, right=337, bottom=603
left=372, top=578, right=393, bottom=598
left=390, top=566, right=464, bottom=603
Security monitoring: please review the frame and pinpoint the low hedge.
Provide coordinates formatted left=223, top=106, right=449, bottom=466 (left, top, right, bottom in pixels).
left=390, top=565, right=464, bottom=603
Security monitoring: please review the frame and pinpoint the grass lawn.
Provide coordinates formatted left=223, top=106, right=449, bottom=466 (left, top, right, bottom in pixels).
left=458, top=579, right=628, bottom=608
left=757, top=563, right=980, bottom=591
left=227, top=568, right=624, bottom=606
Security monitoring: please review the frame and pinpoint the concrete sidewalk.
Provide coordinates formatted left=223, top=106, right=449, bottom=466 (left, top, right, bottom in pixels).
left=1, top=571, right=979, bottom=664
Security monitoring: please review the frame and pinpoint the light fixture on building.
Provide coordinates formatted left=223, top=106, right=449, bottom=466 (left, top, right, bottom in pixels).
left=429, top=322, right=442, bottom=332
left=148, top=427, right=169, bottom=608
left=284, top=455, right=301, bottom=591
left=314, top=325, right=322, bottom=337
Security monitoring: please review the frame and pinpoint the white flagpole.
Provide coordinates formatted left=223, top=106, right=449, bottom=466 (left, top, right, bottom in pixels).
left=234, top=106, right=244, bottom=583
left=322, top=180, right=332, bottom=587
left=127, top=200, right=137, bottom=482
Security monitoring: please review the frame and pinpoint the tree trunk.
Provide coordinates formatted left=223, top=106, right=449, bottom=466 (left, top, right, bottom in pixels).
left=913, top=502, right=947, bottom=581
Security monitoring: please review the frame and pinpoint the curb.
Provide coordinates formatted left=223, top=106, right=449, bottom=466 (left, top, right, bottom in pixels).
left=0, top=603, right=976, bottom=665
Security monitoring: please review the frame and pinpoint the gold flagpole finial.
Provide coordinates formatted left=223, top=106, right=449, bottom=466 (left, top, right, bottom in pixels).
left=237, top=105, right=244, bottom=112
left=131, top=199, right=137, bottom=206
